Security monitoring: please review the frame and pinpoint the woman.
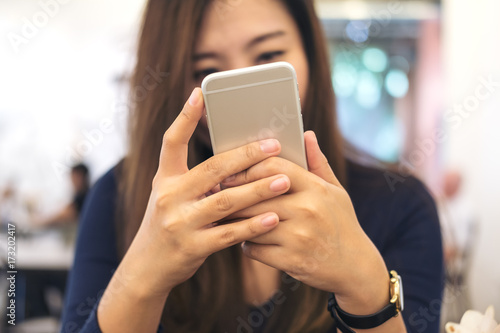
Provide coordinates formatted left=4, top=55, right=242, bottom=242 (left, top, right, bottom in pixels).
left=61, top=0, right=443, bottom=332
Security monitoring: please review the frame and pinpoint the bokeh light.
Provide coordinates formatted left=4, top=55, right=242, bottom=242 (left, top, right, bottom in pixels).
left=389, top=55, right=410, bottom=73
left=385, top=69, right=409, bottom=98
left=372, top=117, right=402, bottom=162
left=332, top=62, right=358, bottom=97
left=345, top=20, right=370, bottom=43
left=356, top=71, right=382, bottom=108
left=362, top=48, right=388, bottom=73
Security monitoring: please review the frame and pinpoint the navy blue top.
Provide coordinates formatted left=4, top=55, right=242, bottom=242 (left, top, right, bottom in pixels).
left=61, top=162, right=444, bottom=333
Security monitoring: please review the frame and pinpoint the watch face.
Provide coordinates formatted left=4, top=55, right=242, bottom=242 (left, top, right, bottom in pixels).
left=398, top=275, right=404, bottom=311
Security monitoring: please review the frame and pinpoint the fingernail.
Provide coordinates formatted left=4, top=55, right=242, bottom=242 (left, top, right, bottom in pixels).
left=260, top=139, right=280, bottom=154
left=261, top=214, right=278, bottom=227
left=189, top=88, right=200, bottom=106
left=270, top=176, right=289, bottom=192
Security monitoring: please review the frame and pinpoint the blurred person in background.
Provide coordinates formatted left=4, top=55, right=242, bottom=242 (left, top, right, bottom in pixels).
left=0, top=182, right=36, bottom=229
left=35, top=163, right=90, bottom=227
left=0, top=184, right=16, bottom=227
left=62, top=1, right=443, bottom=332
left=16, top=163, right=90, bottom=324
left=438, top=169, right=477, bottom=330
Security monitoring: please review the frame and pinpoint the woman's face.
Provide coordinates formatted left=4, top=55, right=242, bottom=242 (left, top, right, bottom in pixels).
left=193, top=0, right=310, bottom=103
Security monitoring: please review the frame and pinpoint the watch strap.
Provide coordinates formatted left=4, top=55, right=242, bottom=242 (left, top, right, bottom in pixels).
left=328, top=293, right=398, bottom=330
left=328, top=294, right=355, bottom=333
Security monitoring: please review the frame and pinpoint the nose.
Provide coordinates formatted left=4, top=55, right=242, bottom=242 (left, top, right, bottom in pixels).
left=225, top=58, right=254, bottom=71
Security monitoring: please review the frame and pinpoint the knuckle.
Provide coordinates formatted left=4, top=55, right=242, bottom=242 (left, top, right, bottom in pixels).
left=254, top=182, right=268, bottom=199
left=154, top=192, right=170, bottom=210
left=162, top=130, right=174, bottom=147
left=152, top=175, right=159, bottom=189
left=316, top=180, right=330, bottom=196
left=214, top=192, right=234, bottom=212
left=296, top=202, right=318, bottom=220
left=203, top=157, right=224, bottom=178
left=263, top=157, right=283, bottom=173
left=243, top=144, right=257, bottom=160
left=219, top=227, right=236, bottom=246
left=243, top=243, right=258, bottom=258
left=179, top=107, right=194, bottom=122
left=242, top=169, right=252, bottom=184
left=162, top=220, right=182, bottom=235
left=293, top=226, right=314, bottom=247
left=247, top=219, right=260, bottom=236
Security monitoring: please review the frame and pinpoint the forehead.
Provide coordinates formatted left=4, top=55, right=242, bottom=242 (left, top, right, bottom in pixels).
left=196, top=0, right=295, bottom=51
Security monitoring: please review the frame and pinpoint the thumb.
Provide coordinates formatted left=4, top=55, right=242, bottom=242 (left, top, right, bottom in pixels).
left=304, top=131, right=341, bottom=186
left=158, top=88, right=204, bottom=177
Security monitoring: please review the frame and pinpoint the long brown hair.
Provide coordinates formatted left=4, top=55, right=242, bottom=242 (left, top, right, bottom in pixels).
left=117, top=0, right=346, bottom=332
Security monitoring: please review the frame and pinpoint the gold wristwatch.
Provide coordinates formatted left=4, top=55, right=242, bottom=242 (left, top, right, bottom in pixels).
left=328, top=270, right=404, bottom=332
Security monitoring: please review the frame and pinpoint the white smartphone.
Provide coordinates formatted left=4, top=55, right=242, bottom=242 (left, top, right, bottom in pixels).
left=201, top=62, right=307, bottom=169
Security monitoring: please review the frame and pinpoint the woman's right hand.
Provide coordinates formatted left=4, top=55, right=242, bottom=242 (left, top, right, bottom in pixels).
left=102, top=88, right=290, bottom=304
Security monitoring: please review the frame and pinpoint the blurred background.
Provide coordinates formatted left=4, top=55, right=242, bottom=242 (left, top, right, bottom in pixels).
left=0, top=0, right=499, bottom=332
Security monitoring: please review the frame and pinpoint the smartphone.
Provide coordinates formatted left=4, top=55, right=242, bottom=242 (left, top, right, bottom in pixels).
left=201, top=62, right=307, bottom=169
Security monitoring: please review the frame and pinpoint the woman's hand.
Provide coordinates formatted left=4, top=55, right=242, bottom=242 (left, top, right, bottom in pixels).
left=221, top=131, right=394, bottom=317
left=97, top=88, right=291, bottom=332
left=126, top=88, right=293, bottom=296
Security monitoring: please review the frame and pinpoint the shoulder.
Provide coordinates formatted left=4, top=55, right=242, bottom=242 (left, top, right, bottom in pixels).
left=79, top=163, right=121, bottom=217
left=61, top=164, right=122, bottom=332
left=88, top=164, right=120, bottom=200
left=345, top=161, right=440, bottom=250
left=346, top=161, right=434, bottom=202
left=76, top=163, right=122, bottom=253
left=345, top=161, right=444, bottom=332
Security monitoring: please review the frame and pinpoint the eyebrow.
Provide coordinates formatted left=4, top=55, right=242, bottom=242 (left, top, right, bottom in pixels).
left=193, top=30, right=286, bottom=61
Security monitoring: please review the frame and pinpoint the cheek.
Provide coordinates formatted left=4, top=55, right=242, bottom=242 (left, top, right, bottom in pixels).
left=298, top=69, right=309, bottom=109
left=293, top=56, right=309, bottom=110
left=285, top=46, right=310, bottom=109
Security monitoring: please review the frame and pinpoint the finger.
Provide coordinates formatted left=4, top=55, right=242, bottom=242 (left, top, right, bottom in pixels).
left=221, top=156, right=309, bottom=191
left=203, top=213, right=280, bottom=253
left=182, top=139, right=281, bottom=197
left=205, top=184, right=221, bottom=197
left=241, top=242, right=288, bottom=271
left=242, top=242, right=320, bottom=279
left=245, top=222, right=285, bottom=245
left=222, top=194, right=292, bottom=222
left=304, top=131, right=341, bottom=187
left=158, top=88, right=204, bottom=176
left=192, top=174, right=290, bottom=227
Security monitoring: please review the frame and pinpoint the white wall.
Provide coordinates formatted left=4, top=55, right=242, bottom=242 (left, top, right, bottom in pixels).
left=0, top=0, right=146, bottom=219
left=442, top=0, right=500, bottom=312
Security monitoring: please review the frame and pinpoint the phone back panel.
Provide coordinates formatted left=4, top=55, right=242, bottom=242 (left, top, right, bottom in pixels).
left=202, top=62, right=307, bottom=169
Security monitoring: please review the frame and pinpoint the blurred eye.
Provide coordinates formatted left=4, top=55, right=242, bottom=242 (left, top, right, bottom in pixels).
left=193, top=68, right=218, bottom=82
left=256, top=51, right=284, bottom=64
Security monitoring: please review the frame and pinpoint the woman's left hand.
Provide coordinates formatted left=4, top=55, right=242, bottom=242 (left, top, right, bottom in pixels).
left=221, top=131, right=391, bottom=314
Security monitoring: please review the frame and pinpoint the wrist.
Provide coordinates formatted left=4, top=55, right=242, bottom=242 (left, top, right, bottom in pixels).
left=335, top=241, right=390, bottom=315
left=107, top=258, right=172, bottom=304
